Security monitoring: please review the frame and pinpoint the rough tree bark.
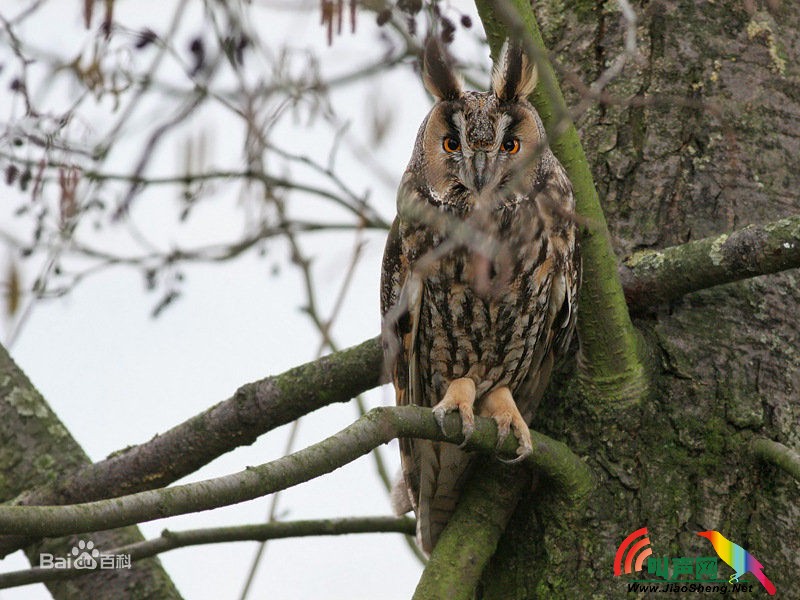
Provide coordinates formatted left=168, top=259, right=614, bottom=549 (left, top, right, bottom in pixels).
left=480, top=1, right=799, bottom=597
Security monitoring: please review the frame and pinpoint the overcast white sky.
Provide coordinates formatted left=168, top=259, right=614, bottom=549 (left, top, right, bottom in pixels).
left=0, top=1, right=492, bottom=599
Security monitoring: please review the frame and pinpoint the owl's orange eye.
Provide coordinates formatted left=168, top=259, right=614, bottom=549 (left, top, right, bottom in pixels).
left=443, top=137, right=461, bottom=153
left=501, top=138, right=520, bottom=154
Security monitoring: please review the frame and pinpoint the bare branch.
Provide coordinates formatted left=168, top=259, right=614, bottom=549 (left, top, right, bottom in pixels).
left=0, top=321, right=182, bottom=597
left=0, top=516, right=415, bottom=590
left=0, top=406, right=592, bottom=538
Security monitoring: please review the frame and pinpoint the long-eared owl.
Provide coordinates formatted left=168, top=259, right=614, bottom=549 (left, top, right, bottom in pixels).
left=380, top=39, right=581, bottom=555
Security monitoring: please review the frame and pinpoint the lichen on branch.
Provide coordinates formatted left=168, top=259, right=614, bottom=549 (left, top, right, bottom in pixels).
left=621, top=215, right=800, bottom=310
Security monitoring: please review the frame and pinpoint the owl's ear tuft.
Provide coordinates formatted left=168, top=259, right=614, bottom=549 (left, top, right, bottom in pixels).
left=492, top=40, right=537, bottom=102
left=423, top=37, right=462, bottom=101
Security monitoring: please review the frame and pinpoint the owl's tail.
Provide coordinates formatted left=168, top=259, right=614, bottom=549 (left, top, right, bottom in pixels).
left=390, top=470, right=413, bottom=516
left=416, top=440, right=473, bottom=555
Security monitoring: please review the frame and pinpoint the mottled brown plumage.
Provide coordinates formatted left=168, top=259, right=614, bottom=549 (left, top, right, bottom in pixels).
left=380, top=39, right=581, bottom=554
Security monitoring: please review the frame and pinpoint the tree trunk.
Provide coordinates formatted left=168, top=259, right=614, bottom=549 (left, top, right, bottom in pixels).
left=0, top=345, right=183, bottom=599
left=483, top=1, right=799, bottom=596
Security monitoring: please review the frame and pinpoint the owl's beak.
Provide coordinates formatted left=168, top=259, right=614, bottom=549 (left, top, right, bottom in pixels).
left=472, top=151, right=487, bottom=191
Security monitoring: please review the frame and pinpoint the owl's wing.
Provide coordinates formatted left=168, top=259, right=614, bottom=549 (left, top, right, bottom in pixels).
left=515, top=166, right=582, bottom=423
left=380, top=218, right=409, bottom=396
left=546, top=166, right=582, bottom=363
left=381, top=217, right=423, bottom=516
left=380, top=212, right=473, bottom=555
left=380, top=215, right=425, bottom=406
left=551, top=231, right=581, bottom=359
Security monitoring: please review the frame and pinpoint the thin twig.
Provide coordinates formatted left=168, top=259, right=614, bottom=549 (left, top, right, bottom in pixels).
left=0, top=516, right=415, bottom=590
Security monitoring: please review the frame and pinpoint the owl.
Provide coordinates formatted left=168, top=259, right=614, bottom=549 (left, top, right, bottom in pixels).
left=380, top=39, right=581, bottom=555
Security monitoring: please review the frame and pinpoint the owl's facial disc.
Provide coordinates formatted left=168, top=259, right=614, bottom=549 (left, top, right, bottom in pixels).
left=419, top=91, right=541, bottom=211
left=414, top=39, right=544, bottom=211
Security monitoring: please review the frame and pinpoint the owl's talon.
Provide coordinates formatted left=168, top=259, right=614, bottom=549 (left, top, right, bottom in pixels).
left=458, top=420, right=475, bottom=449
left=498, top=442, right=533, bottom=464
left=431, top=377, right=476, bottom=440
left=480, top=386, right=534, bottom=463
left=497, top=436, right=533, bottom=465
left=432, top=406, right=448, bottom=434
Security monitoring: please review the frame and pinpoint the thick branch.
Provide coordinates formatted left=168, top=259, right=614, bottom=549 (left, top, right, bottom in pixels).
left=621, top=215, right=800, bottom=310
left=412, top=460, right=531, bottom=600
left=475, top=0, right=647, bottom=400
left=0, top=406, right=592, bottom=537
left=752, top=438, right=800, bottom=483
left=0, top=516, right=414, bottom=590
left=0, top=336, right=382, bottom=557
left=14, top=336, right=380, bottom=500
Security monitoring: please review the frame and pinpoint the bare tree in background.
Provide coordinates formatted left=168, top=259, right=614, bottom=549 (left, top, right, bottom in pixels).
left=0, top=1, right=798, bottom=599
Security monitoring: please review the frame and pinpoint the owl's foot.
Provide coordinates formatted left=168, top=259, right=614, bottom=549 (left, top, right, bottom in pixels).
left=479, top=387, right=533, bottom=464
left=432, top=378, right=477, bottom=448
